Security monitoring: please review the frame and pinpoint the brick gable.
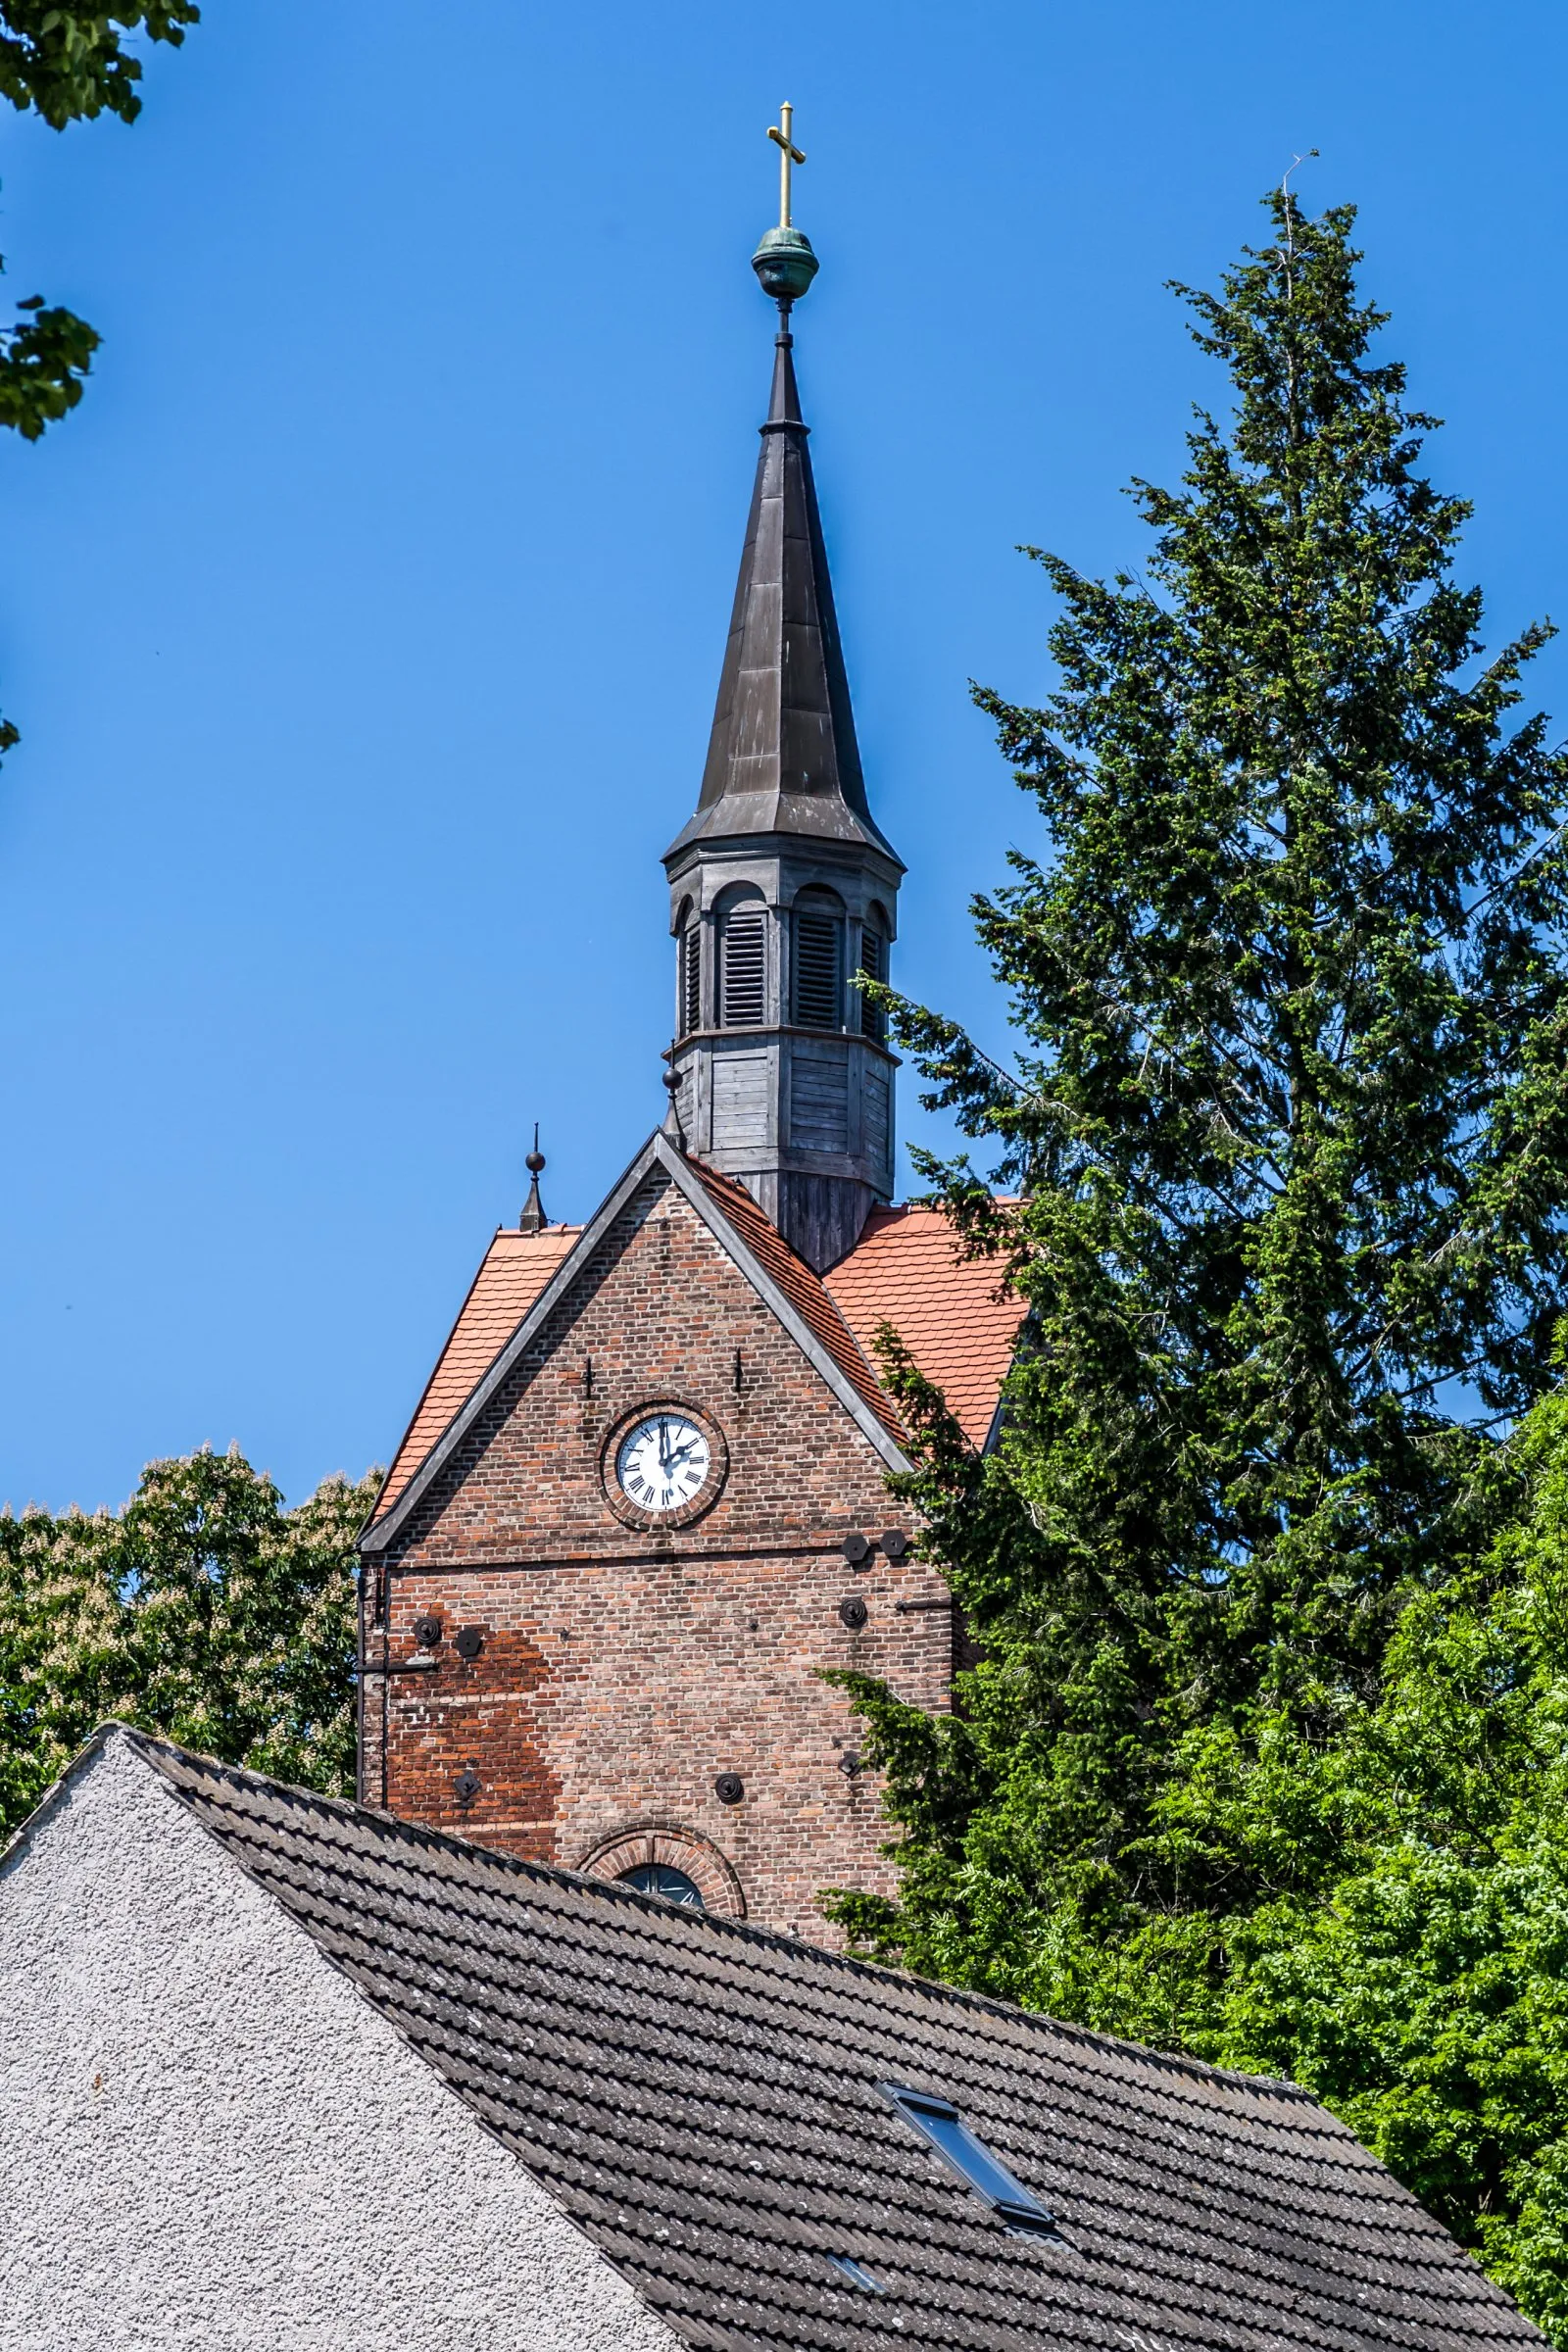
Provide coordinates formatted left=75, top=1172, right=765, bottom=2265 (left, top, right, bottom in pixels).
left=364, top=1162, right=954, bottom=1941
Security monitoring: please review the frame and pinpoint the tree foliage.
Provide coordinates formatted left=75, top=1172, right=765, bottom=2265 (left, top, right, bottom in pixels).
left=0, top=292, right=98, bottom=440
left=0, top=1446, right=376, bottom=1836
left=0, top=1, right=198, bottom=749
left=0, top=2, right=198, bottom=127
left=828, top=193, right=1568, bottom=2338
left=1213, top=1379, right=1568, bottom=2337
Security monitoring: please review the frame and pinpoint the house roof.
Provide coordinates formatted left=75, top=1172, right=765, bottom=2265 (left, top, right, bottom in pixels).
left=369, top=1141, right=1024, bottom=1540
left=71, top=1729, right=1539, bottom=2352
left=824, top=1206, right=1025, bottom=1452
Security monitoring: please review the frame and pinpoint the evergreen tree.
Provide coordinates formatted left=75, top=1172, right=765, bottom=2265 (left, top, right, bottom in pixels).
left=830, top=191, right=1568, bottom=2058
left=0, top=1446, right=376, bottom=1834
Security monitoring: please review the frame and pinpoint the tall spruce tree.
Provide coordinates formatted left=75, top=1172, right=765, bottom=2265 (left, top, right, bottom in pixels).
left=831, top=193, right=1568, bottom=2043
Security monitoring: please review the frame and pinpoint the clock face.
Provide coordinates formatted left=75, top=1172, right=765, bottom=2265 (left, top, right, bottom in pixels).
left=614, top=1411, right=712, bottom=1515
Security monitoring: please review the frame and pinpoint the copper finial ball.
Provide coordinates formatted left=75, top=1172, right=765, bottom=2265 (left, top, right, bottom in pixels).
left=752, top=225, right=818, bottom=303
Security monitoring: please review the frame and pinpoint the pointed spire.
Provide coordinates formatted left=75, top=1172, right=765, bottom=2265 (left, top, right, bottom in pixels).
left=767, top=324, right=804, bottom=427
left=518, top=1126, right=548, bottom=1233
left=663, top=258, right=901, bottom=867
left=659, top=127, right=905, bottom=1271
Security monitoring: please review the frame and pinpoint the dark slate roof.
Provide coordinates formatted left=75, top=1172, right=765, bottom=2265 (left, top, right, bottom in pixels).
left=664, top=326, right=901, bottom=866
left=128, top=1731, right=1537, bottom=2352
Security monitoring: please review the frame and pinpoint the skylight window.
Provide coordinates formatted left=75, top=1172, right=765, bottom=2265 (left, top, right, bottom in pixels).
left=827, top=2254, right=888, bottom=2295
left=881, top=2085, right=1060, bottom=2235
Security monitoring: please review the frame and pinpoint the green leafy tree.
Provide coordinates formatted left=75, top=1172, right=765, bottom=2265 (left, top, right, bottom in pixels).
left=0, top=1446, right=377, bottom=1835
left=0, top=4, right=199, bottom=126
left=828, top=191, right=1568, bottom=2331
left=0, top=2, right=199, bottom=750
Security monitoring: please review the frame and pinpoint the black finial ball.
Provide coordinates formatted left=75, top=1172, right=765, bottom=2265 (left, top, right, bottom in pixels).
left=663, top=1067, right=680, bottom=1094
left=525, top=1148, right=546, bottom=1174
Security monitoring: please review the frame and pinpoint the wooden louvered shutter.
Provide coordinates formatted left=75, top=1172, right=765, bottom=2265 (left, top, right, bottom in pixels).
left=794, top=912, right=841, bottom=1030
left=680, top=923, right=703, bottom=1037
left=720, top=908, right=767, bottom=1027
left=858, top=926, right=887, bottom=1042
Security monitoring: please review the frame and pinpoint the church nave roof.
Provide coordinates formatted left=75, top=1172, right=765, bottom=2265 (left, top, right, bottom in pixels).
left=366, top=1140, right=1025, bottom=1541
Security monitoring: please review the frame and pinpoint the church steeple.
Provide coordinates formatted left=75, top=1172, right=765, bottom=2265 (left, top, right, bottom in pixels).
left=662, top=113, right=904, bottom=1273
left=663, top=274, right=897, bottom=864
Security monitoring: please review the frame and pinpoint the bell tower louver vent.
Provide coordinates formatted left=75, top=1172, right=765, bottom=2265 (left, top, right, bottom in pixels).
left=680, top=921, right=703, bottom=1038
left=794, top=911, right=841, bottom=1029
left=720, top=908, right=767, bottom=1028
left=858, top=924, right=887, bottom=1042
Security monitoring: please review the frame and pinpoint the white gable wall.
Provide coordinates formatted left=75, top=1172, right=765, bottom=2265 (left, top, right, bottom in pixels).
left=0, top=1733, right=684, bottom=2352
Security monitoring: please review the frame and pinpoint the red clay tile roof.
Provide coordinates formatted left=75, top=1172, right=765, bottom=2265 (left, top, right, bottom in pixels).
left=825, top=1203, right=1025, bottom=1449
left=372, top=1176, right=1024, bottom=1532
left=689, top=1163, right=906, bottom=1446
left=373, top=1226, right=580, bottom=1521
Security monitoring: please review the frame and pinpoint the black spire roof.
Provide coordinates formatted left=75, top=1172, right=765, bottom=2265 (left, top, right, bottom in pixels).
left=664, top=318, right=902, bottom=865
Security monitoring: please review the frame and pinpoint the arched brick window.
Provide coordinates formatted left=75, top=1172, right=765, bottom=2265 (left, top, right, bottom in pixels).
left=576, top=1824, right=747, bottom=1919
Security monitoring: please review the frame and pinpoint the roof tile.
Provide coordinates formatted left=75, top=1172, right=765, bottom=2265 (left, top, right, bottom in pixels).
left=373, top=1225, right=580, bottom=1520
left=825, top=1205, right=1024, bottom=1449
left=128, top=1734, right=1539, bottom=2352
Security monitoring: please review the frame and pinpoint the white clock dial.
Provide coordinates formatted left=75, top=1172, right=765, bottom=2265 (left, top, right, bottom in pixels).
left=615, top=1412, right=711, bottom=1515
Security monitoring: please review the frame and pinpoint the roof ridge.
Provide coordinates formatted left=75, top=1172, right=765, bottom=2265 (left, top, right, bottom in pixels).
left=118, top=1723, right=1321, bottom=2110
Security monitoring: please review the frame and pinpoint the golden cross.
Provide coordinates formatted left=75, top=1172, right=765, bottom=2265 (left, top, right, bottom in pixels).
left=766, top=101, right=806, bottom=228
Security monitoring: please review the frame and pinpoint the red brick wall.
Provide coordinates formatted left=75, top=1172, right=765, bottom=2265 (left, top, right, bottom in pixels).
left=364, top=1170, right=952, bottom=1943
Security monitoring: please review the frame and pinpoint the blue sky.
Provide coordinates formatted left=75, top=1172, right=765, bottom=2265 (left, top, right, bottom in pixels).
left=3, top=2, right=1566, bottom=1511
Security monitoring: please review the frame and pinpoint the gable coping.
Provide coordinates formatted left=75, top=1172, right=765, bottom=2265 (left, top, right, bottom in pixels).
left=361, top=1131, right=910, bottom=1554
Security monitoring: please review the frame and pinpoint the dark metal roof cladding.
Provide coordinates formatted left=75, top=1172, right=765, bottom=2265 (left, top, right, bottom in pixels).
left=131, top=1731, right=1540, bottom=2352
left=664, top=319, right=902, bottom=868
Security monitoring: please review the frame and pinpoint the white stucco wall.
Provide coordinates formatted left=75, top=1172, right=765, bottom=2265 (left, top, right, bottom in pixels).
left=0, top=1733, right=684, bottom=2352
